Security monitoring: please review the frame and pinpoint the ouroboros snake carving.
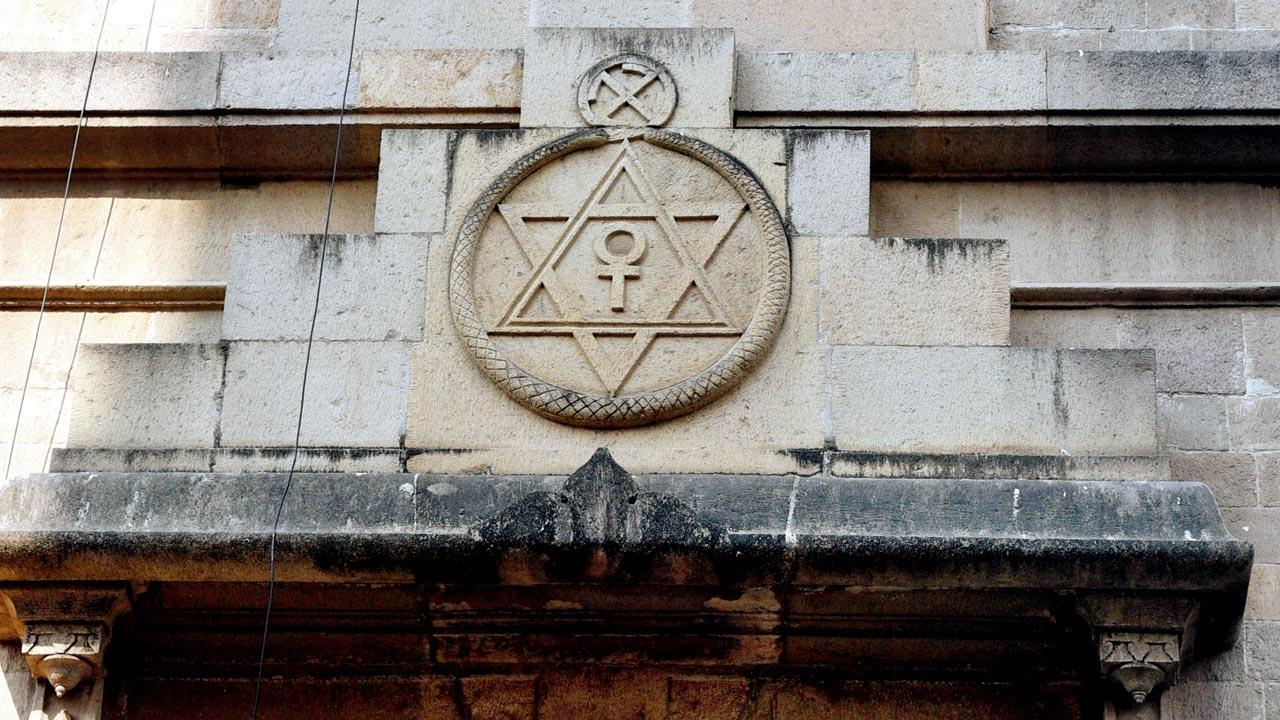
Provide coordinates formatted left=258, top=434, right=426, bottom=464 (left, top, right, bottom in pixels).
left=448, top=128, right=790, bottom=428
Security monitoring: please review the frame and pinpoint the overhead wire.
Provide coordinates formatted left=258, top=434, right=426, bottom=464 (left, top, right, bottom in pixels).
left=248, top=1, right=362, bottom=717
left=3, top=0, right=111, bottom=484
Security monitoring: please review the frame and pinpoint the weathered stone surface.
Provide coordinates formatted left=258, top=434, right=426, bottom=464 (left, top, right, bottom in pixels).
left=1166, top=680, right=1264, bottom=720
left=220, top=340, right=411, bottom=447
left=1257, top=452, right=1280, bottom=506
left=819, top=237, right=1009, bottom=346
left=1169, top=451, right=1257, bottom=508
left=356, top=49, right=522, bottom=109
left=1048, top=51, right=1280, bottom=110
left=274, top=0, right=530, bottom=51
left=375, top=130, right=450, bottom=234
left=875, top=181, right=1280, bottom=286
left=1229, top=397, right=1280, bottom=451
left=1159, top=394, right=1229, bottom=451
left=1246, top=565, right=1280, bottom=620
left=788, top=130, right=870, bottom=237
left=407, top=228, right=822, bottom=474
left=1223, top=508, right=1280, bottom=563
left=1011, top=308, right=1244, bottom=394
left=66, top=343, right=224, bottom=449
left=829, top=347, right=1158, bottom=456
left=666, top=676, right=750, bottom=720
left=695, top=0, right=987, bottom=51
left=222, top=233, right=428, bottom=341
left=460, top=674, right=538, bottom=720
left=520, top=27, right=734, bottom=128
left=217, top=51, right=355, bottom=110
left=51, top=446, right=405, bottom=474
left=828, top=451, right=1168, bottom=481
left=1243, top=309, right=1280, bottom=397
left=529, top=0, right=693, bottom=27
left=88, top=52, right=220, bottom=111
left=737, top=51, right=916, bottom=113
left=1245, top=621, right=1280, bottom=681
left=0, top=52, right=95, bottom=111
left=914, top=51, right=1047, bottom=111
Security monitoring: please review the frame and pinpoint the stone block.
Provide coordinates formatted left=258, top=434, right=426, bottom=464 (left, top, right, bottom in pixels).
left=219, top=340, right=411, bottom=447
left=1012, top=308, right=1243, bottom=394
left=1244, top=310, right=1280, bottom=396
left=66, top=343, right=224, bottom=449
left=222, top=233, right=429, bottom=342
left=1166, top=680, right=1263, bottom=720
left=736, top=52, right=916, bottom=113
left=460, top=675, right=538, bottom=720
left=1258, top=452, right=1280, bottom=506
left=1047, top=51, right=1280, bottom=111
left=374, top=130, right=450, bottom=234
left=405, top=232, right=823, bottom=476
left=1158, top=394, right=1229, bottom=451
left=1147, top=0, right=1235, bottom=28
left=217, top=52, right=355, bottom=110
left=1245, top=564, right=1280, bottom=621
left=520, top=27, right=735, bottom=128
left=1099, top=28, right=1194, bottom=50
left=87, top=52, right=220, bottom=111
left=1237, top=0, right=1280, bottom=28
left=274, top=0, right=530, bottom=51
left=529, top=0, right=693, bottom=26
left=885, top=180, right=1280, bottom=285
left=1246, top=621, right=1280, bottom=680
left=819, top=237, right=1009, bottom=346
left=48, top=447, right=215, bottom=473
left=989, top=0, right=1053, bottom=26
left=1169, top=450, right=1257, bottom=508
left=666, top=676, right=751, bottom=719
left=692, top=0, right=987, bottom=51
left=1051, top=0, right=1145, bottom=28
left=0, top=52, right=95, bottom=111
left=356, top=50, right=522, bottom=110
left=829, top=346, right=1158, bottom=456
left=1122, top=310, right=1244, bottom=394
left=788, top=130, right=870, bottom=237
left=1229, top=397, right=1280, bottom=451
left=914, top=52, right=1047, bottom=111
left=1223, top=508, right=1280, bottom=564
left=207, top=0, right=281, bottom=29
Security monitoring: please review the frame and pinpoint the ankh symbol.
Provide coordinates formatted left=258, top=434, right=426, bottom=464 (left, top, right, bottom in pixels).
left=593, top=223, right=647, bottom=312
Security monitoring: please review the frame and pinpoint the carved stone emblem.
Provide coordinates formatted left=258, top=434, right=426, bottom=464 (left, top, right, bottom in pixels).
left=450, top=128, right=789, bottom=427
left=577, top=53, right=677, bottom=127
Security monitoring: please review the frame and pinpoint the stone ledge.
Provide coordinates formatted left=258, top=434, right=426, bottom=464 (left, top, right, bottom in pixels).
left=0, top=449, right=1252, bottom=692
left=2, top=50, right=1275, bottom=117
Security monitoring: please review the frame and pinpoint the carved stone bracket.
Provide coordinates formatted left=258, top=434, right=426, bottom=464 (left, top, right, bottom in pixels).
left=1099, top=631, right=1181, bottom=711
left=3, top=584, right=132, bottom=708
left=21, top=621, right=107, bottom=697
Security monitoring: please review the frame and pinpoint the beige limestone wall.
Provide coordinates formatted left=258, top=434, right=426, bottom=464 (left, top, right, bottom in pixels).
left=0, top=0, right=988, bottom=52
left=0, top=178, right=373, bottom=479
left=871, top=180, right=1280, bottom=284
left=0, top=179, right=374, bottom=284
left=871, top=176, right=1280, bottom=717
left=990, top=0, right=1280, bottom=50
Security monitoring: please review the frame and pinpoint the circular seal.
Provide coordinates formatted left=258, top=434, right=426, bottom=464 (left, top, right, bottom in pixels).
left=449, top=128, right=790, bottom=428
left=577, top=53, right=677, bottom=127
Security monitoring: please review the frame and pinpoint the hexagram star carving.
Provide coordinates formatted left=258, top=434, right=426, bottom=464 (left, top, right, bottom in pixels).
left=488, top=140, right=748, bottom=396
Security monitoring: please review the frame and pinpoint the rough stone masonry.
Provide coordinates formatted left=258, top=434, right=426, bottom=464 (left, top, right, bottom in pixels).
left=1, top=2, right=1278, bottom=719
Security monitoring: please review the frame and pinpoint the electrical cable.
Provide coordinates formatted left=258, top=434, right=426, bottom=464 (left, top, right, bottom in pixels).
left=248, top=1, right=362, bottom=717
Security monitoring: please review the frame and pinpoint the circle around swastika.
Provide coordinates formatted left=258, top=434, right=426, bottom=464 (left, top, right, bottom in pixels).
left=577, top=53, right=677, bottom=127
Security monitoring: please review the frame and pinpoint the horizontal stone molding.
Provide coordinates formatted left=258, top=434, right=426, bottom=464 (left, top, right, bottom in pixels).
left=6, top=282, right=1278, bottom=315
left=0, top=283, right=225, bottom=311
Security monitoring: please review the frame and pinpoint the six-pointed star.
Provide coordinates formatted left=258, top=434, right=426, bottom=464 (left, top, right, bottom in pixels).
left=488, top=140, right=748, bottom=396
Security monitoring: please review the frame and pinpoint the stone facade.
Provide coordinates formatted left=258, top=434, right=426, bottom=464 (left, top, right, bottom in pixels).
left=0, top=2, right=1277, bottom=720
